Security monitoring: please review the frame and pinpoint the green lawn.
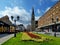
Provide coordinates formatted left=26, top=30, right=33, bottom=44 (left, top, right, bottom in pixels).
left=2, top=32, right=60, bottom=45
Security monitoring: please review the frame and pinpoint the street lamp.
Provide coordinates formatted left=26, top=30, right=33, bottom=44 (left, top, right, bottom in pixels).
left=52, top=16, right=59, bottom=37
left=11, top=16, right=20, bottom=37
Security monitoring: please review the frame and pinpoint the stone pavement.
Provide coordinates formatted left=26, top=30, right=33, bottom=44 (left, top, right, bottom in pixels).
left=34, top=32, right=60, bottom=37
left=0, top=34, right=9, bottom=38
left=0, top=34, right=14, bottom=45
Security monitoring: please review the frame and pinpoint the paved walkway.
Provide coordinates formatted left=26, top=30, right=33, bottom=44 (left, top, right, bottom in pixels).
left=0, top=34, right=9, bottom=38
left=34, top=32, right=60, bottom=37
left=0, top=34, right=14, bottom=45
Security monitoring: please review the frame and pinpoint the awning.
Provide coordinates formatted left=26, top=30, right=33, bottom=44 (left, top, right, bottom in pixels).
left=37, top=21, right=60, bottom=28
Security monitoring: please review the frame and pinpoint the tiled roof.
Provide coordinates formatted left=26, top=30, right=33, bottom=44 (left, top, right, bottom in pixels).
left=0, top=15, right=12, bottom=25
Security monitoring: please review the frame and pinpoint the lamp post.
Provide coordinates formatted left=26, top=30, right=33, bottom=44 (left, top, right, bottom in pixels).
left=11, top=16, right=20, bottom=37
left=52, top=16, right=59, bottom=37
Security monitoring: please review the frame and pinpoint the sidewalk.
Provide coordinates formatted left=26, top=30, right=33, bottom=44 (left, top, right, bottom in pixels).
left=35, top=32, right=60, bottom=37
left=0, top=34, right=14, bottom=45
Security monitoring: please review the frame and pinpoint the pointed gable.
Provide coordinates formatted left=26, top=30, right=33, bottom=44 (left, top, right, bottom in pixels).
left=0, top=15, right=12, bottom=25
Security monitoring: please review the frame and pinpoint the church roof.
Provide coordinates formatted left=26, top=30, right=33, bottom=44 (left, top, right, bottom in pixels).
left=0, top=15, right=12, bottom=25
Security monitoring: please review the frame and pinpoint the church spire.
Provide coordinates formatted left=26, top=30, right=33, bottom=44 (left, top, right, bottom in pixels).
left=32, top=7, right=34, bottom=15
left=31, top=7, right=35, bottom=31
left=31, top=7, right=35, bottom=20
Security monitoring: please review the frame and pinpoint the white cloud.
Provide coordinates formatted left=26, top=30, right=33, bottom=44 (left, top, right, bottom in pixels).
left=35, top=16, right=40, bottom=20
left=39, top=0, right=43, bottom=5
left=0, top=6, right=41, bottom=27
left=37, top=9, right=41, bottom=14
left=0, top=6, right=31, bottom=27
left=45, top=7, right=51, bottom=12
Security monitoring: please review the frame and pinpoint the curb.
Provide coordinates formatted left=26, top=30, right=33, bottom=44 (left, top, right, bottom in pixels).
left=0, top=34, right=14, bottom=45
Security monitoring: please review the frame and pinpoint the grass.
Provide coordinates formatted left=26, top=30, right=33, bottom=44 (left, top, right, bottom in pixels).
left=2, top=32, right=60, bottom=45
left=36, top=33, right=60, bottom=45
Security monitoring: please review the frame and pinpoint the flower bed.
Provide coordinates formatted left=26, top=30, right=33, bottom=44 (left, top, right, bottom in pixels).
left=21, top=32, right=32, bottom=41
left=21, top=32, right=52, bottom=42
left=26, top=32, right=41, bottom=39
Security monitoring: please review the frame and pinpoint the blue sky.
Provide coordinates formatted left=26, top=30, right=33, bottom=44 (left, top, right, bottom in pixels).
left=0, top=0, right=59, bottom=26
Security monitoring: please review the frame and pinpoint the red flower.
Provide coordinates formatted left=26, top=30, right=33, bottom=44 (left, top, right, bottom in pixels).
left=26, top=32, right=41, bottom=39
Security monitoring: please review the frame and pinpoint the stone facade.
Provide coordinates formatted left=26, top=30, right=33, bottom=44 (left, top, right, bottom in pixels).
left=38, top=1, right=60, bottom=32
left=38, top=1, right=60, bottom=28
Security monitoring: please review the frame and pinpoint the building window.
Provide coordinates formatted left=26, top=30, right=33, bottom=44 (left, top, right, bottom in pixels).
left=59, top=8, right=60, bottom=11
left=53, top=9, right=55, bottom=11
left=53, top=12, right=55, bottom=15
left=56, top=6, right=59, bottom=9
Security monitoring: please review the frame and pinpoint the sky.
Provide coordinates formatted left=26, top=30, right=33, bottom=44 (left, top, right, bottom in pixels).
left=0, top=0, right=59, bottom=27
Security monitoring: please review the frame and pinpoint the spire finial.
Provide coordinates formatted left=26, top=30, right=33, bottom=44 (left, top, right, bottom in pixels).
left=32, top=6, right=34, bottom=15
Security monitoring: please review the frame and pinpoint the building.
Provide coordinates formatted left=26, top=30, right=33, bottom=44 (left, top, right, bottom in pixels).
left=38, top=1, right=60, bottom=32
left=35, top=21, right=39, bottom=32
left=31, top=7, right=35, bottom=31
left=0, top=15, right=15, bottom=33
left=35, top=21, right=38, bottom=28
left=26, top=24, right=31, bottom=31
left=17, top=24, right=25, bottom=32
